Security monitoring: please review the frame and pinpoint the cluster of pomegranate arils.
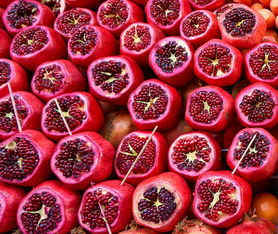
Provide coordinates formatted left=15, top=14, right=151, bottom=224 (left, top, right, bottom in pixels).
left=0, top=0, right=277, bottom=233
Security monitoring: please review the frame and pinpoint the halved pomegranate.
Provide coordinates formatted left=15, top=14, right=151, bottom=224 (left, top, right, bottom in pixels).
left=193, top=170, right=252, bottom=228
left=0, top=59, right=28, bottom=98
left=114, top=130, right=168, bottom=186
left=97, top=0, right=144, bottom=36
left=88, top=55, right=144, bottom=105
left=78, top=180, right=134, bottom=233
left=0, top=28, right=11, bottom=58
left=185, top=86, right=234, bottom=132
left=17, top=180, right=81, bottom=234
left=54, top=8, right=97, bottom=39
left=120, top=22, right=165, bottom=66
left=41, top=92, right=104, bottom=141
left=149, top=36, right=194, bottom=87
left=219, top=4, right=267, bottom=49
left=0, top=130, right=55, bottom=186
left=235, top=82, right=278, bottom=129
left=132, top=172, right=191, bottom=232
left=51, top=132, right=115, bottom=190
left=194, top=39, right=243, bottom=87
left=188, top=0, right=225, bottom=10
left=31, top=59, right=86, bottom=102
left=127, top=79, right=182, bottom=130
left=2, top=0, right=55, bottom=36
left=145, top=0, right=192, bottom=35
left=180, top=10, right=220, bottom=48
left=0, top=91, right=44, bottom=140
left=214, top=3, right=236, bottom=19
left=68, top=25, right=117, bottom=68
left=10, top=26, right=67, bottom=71
left=168, top=131, right=221, bottom=181
left=244, top=42, right=278, bottom=87
left=0, top=182, right=26, bottom=233
left=40, top=0, right=68, bottom=17
left=227, top=128, right=278, bottom=182
left=66, top=0, right=103, bottom=9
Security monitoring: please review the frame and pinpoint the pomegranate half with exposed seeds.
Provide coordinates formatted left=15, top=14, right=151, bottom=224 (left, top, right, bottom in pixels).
left=0, top=91, right=44, bottom=140
left=114, top=130, right=168, bottom=186
left=219, top=4, right=267, bottom=49
left=235, top=82, right=278, bottom=129
left=227, top=128, right=278, bottom=182
left=40, top=0, right=68, bottom=17
left=132, top=172, right=191, bottom=232
left=168, top=131, right=221, bottom=181
left=128, top=79, right=182, bottom=130
left=97, top=0, right=144, bottom=36
left=51, top=132, right=115, bottom=190
left=194, top=39, right=243, bottom=87
left=180, top=10, right=220, bottom=48
left=244, top=42, right=278, bottom=87
left=10, top=26, right=67, bottom=71
left=41, top=92, right=104, bottom=141
left=214, top=3, right=236, bottom=19
left=68, top=25, right=117, bottom=68
left=145, top=0, right=192, bottom=35
left=17, top=180, right=81, bottom=234
left=0, top=28, right=11, bottom=58
left=193, top=170, right=252, bottom=228
left=88, top=55, right=144, bottom=105
left=78, top=180, right=134, bottom=233
left=120, top=22, right=165, bottom=66
left=54, top=8, right=97, bottom=39
left=0, top=59, right=28, bottom=98
left=0, top=130, right=55, bottom=186
left=0, top=182, right=26, bottom=233
left=188, top=0, right=225, bottom=11
left=185, top=86, right=234, bottom=132
left=31, top=59, right=86, bottom=102
left=3, top=0, right=55, bottom=36
left=149, top=36, right=194, bottom=87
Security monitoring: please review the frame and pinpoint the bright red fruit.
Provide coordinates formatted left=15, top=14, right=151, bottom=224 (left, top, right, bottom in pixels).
left=188, top=0, right=225, bottom=11
left=0, top=28, right=11, bottom=58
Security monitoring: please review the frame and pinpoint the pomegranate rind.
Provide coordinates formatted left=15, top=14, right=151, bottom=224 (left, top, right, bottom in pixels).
left=66, top=0, right=103, bottom=9
left=188, top=0, right=225, bottom=11
left=0, top=28, right=11, bottom=58
left=227, top=128, right=278, bottom=182
left=192, top=170, right=252, bottom=228
left=168, top=131, right=221, bottom=181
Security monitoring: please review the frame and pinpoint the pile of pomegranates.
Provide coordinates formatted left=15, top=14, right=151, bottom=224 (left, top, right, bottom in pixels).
left=0, top=0, right=277, bottom=233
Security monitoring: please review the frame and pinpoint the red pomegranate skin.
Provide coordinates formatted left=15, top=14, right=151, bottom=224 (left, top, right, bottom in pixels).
left=66, top=0, right=103, bottom=9
left=189, top=0, right=225, bottom=11
left=0, top=28, right=11, bottom=58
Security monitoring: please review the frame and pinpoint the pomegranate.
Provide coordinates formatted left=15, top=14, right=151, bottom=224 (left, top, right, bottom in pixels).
left=51, top=132, right=115, bottom=190
left=192, top=170, right=252, bottom=228
left=185, top=86, right=234, bottom=132
left=68, top=25, right=117, bottom=68
left=0, top=0, right=14, bottom=8
left=214, top=3, right=236, bottom=19
left=54, top=8, right=97, bottom=39
left=0, top=8, right=3, bottom=28
left=235, top=82, right=278, bottom=128
left=180, top=10, right=220, bottom=48
left=41, top=92, right=104, bottom=141
left=227, top=128, right=278, bottom=182
left=131, top=0, right=148, bottom=6
left=0, top=28, right=11, bottom=58
left=17, top=180, right=81, bottom=234
left=10, top=26, right=67, bottom=71
left=244, top=42, right=278, bottom=87
left=97, top=0, right=144, bottom=36
left=149, top=36, right=194, bottom=87
left=0, top=130, right=55, bottom=186
left=40, top=0, right=68, bottom=17
left=78, top=180, right=134, bottom=233
left=114, top=130, right=168, bottom=185
left=31, top=59, right=86, bottom=102
left=127, top=79, right=182, bottom=130
left=0, top=59, right=28, bottom=98
left=132, top=172, right=191, bottom=232
left=0, top=183, right=26, bottom=233
left=227, top=215, right=277, bottom=234
left=66, top=0, right=103, bottom=9
left=0, top=91, right=44, bottom=140
left=168, top=131, right=221, bottom=182
left=145, top=0, right=192, bottom=35
left=194, top=39, right=243, bottom=87
left=88, top=55, right=144, bottom=105
left=223, top=117, right=243, bottom=149
left=219, top=4, right=267, bottom=49
left=120, top=22, right=165, bottom=66
left=188, top=0, right=225, bottom=10
left=2, top=0, right=55, bottom=36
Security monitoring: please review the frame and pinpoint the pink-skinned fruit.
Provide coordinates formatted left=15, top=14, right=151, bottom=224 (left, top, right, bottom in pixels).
left=0, top=28, right=11, bottom=58
left=40, top=0, right=68, bottom=17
